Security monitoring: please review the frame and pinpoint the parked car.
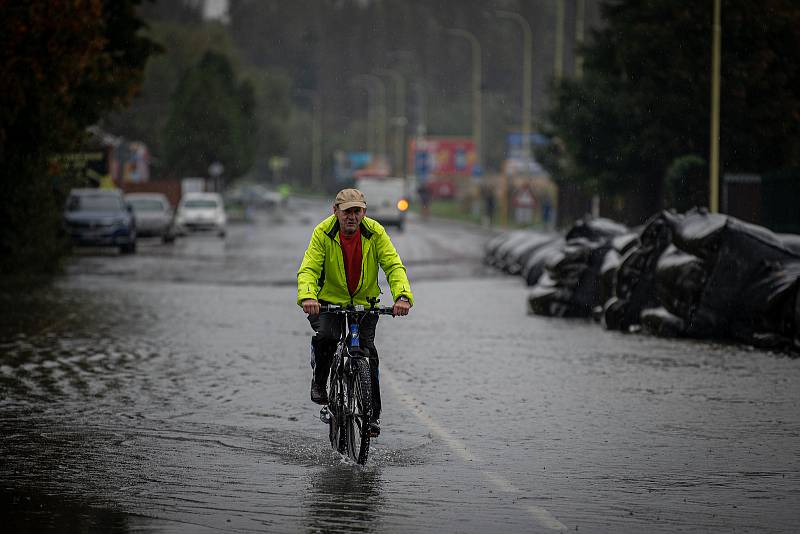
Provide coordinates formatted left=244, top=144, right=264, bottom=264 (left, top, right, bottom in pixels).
left=175, top=192, right=226, bottom=237
left=124, top=192, right=176, bottom=243
left=355, top=176, right=409, bottom=230
left=226, top=183, right=283, bottom=209
left=63, top=188, right=137, bottom=254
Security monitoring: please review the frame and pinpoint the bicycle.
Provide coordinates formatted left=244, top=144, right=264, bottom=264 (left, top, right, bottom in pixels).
left=318, top=302, right=394, bottom=465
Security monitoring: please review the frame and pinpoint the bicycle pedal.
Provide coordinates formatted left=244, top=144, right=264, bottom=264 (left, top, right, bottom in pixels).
left=319, top=406, right=330, bottom=424
left=369, top=420, right=380, bottom=437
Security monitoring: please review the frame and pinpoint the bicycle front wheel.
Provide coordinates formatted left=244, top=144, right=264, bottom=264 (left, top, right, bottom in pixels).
left=328, top=375, right=347, bottom=454
left=345, top=357, right=373, bottom=465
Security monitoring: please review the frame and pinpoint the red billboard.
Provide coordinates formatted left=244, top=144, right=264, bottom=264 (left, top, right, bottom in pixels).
left=408, top=137, right=477, bottom=177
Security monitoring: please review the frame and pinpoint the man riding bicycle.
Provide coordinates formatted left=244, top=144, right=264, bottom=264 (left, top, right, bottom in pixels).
left=298, top=188, right=413, bottom=437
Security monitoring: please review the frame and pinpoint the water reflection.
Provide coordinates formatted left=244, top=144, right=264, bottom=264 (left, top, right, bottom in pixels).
left=0, top=281, right=160, bottom=404
left=0, top=487, right=131, bottom=533
left=304, top=462, right=386, bottom=533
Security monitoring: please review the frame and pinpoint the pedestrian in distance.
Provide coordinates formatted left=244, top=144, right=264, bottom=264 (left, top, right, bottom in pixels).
left=417, top=183, right=432, bottom=220
left=297, top=188, right=413, bottom=437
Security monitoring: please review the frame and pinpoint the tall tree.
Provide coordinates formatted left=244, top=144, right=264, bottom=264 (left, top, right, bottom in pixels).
left=103, top=20, right=246, bottom=160
left=0, top=0, right=158, bottom=274
left=162, top=51, right=257, bottom=179
left=544, top=0, right=800, bottom=223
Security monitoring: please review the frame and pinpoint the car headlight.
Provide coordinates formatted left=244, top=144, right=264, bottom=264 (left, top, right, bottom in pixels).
left=114, top=218, right=130, bottom=227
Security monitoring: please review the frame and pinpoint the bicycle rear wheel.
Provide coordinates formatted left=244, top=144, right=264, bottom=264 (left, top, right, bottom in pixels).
left=328, top=375, right=347, bottom=454
left=345, top=357, right=373, bottom=465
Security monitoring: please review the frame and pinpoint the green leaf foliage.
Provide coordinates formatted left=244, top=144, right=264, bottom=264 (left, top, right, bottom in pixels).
left=546, top=0, right=800, bottom=219
left=665, top=154, right=708, bottom=212
left=115, top=19, right=293, bottom=183
left=162, top=51, right=257, bottom=179
left=0, top=0, right=158, bottom=275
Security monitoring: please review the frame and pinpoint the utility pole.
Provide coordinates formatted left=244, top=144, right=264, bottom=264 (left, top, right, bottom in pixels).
left=296, top=89, right=322, bottom=191
left=709, top=0, right=721, bottom=213
left=446, top=27, right=483, bottom=171
left=496, top=10, right=533, bottom=162
left=351, top=74, right=388, bottom=160
left=374, top=68, right=407, bottom=176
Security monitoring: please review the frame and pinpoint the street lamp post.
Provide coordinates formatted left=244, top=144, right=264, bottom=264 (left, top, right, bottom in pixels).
left=411, top=80, right=428, bottom=136
left=296, top=89, right=322, bottom=191
left=350, top=78, right=375, bottom=155
left=446, top=27, right=482, bottom=171
left=351, top=74, right=388, bottom=161
left=373, top=68, right=407, bottom=176
left=496, top=10, right=533, bottom=162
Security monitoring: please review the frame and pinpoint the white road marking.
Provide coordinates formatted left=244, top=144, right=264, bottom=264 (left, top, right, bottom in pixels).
left=383, top=371, right=568, bottom=532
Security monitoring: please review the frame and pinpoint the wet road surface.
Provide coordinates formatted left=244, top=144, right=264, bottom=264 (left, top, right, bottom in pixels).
left=1, top=197, right=799, bottom=532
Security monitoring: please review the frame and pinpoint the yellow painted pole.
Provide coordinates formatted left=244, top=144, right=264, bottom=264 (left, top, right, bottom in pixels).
left=709, top=0, right=721, bottom=213
left=555, top=0, right=565, bottom=82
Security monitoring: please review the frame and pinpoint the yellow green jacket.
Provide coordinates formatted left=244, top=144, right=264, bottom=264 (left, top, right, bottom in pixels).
left=297, top=215, right=414, bottom=307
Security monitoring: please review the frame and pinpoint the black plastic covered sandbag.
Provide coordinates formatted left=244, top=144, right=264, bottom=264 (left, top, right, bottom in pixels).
left=530, top=237, right=611, bottom=317
left=506, top=233, right=558, bottom=275
left=654, top=246, right=706, bottom=321
left=545, top=239, right=594, bottom=279
left=485, top=230, right=528, bottom=266
left=598, top=233, right=640, bottom=309
left=599, top=248, right=621, bottom=306
left=604, top=213, right=673, bottom=330
left=666, top=208, right=784, bottom=263
left=523, top=238, right=565, bottom=286
left=566, top=216, right=629, bottom=241
left=778, top=233, right=800, bottom=256
left=641, top=307, right=686, bottom=338
left=570, top=242, right=609, bottom=315
left=723, top=260, right=800, bottom=347
left=528, top=273, right=573, bottom=317
left=493, top=231, right=540, bottom=270
left=611, top=233, right=640, bottom=256
left=687, top=216, right=800, bottom=338
left=484, top=232, right=513, bottom=264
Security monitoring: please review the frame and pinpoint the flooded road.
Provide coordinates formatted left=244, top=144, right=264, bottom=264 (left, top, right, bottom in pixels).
left=1, top=198, right=799, bottom=533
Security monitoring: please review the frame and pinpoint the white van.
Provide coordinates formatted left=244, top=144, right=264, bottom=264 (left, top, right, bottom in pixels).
left=355, top=176, right=409, bottom=231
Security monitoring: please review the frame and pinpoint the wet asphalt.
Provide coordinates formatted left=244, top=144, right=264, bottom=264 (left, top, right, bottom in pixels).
left=1, top=197, right=798, bottom=533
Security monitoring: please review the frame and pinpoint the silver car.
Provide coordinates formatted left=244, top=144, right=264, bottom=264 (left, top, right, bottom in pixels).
left=125, top=193, right=177, bottom=243
left=175, top=192, right=227, bottom=237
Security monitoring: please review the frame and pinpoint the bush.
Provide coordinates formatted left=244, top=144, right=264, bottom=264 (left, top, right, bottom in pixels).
left=665, top=155, right=707, bottom=212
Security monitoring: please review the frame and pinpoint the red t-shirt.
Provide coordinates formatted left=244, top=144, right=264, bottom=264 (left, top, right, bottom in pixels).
left=339, top=228, right=362, bottom=296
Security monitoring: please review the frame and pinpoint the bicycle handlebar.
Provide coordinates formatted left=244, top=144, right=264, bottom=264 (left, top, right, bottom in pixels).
left=319, top=304, right=395, bottom=316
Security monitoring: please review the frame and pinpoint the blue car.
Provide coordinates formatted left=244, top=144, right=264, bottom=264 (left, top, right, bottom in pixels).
left=63, top=188, right=137, bottom=254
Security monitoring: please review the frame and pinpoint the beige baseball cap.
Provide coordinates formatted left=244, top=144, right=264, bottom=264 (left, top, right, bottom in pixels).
left=335, top=188, right=367, bottom=210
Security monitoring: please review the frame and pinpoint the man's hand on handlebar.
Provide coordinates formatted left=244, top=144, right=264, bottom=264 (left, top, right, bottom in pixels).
left=302, top=298, right=320, bottom=315
left=304, top=298, right=409, bottom=317
left=393, top=297, right=411, bottom=317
